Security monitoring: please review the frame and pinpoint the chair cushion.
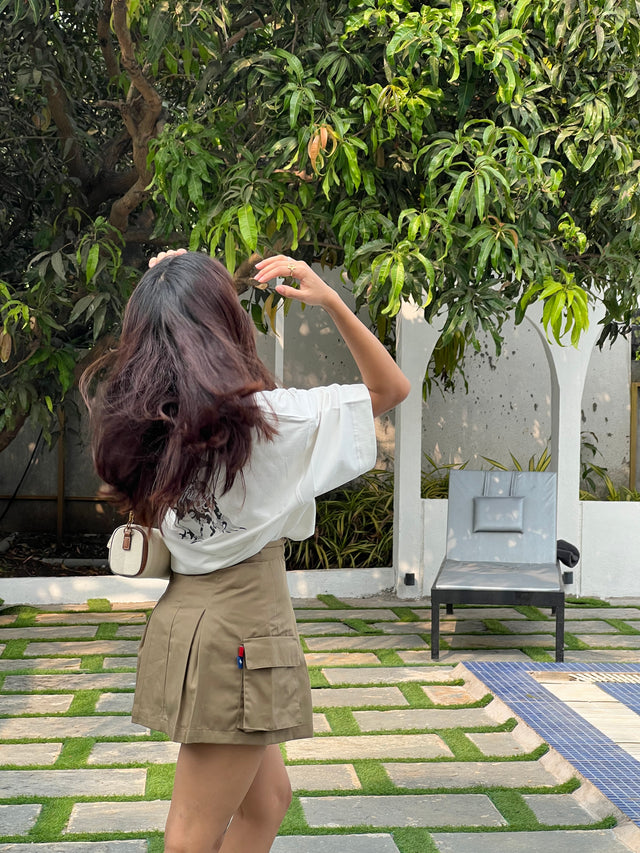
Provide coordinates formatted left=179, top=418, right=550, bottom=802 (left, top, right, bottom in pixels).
left=434, top=559, right=561, bottom=592
left=473, top=496, right=524, bottom=533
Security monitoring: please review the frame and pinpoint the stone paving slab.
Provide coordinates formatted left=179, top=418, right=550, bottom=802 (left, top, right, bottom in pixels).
left=272, top=835, right=399, bottom=852
left=114, top=626, right=144, bottom=638
left=0, top=716, right=148, bottom=739
left=0, top=845, right=148, bottom=852
left=398, top=650, right=532, bottom=663
left=0, top=694, right=73, bottom=715
left=304, top=653, right=381, bottom=667
left=412, top=607, right=526, bottom=620
left=286, top=734, right=453, bottom=761
left=503, top=620, right=618, bottom=634
left=523, top=793, right=599, bottom=825
left=0, top=769, right=146, bottom=797
left=0, top=804, right=41, bottom=834
left=300, top=794, right=507, bottom=828
left=564, top=649, right=640, bottom=662
left=422, top=685, right=488, bottom=705
left=305, top=636, right=428, bottom=651
left=65, top=800, right=170, bottom=833
left=574, top=634, right=640, bottom=648
left=35, top=612, right=147, bottom=624
left=0, top=658, right=82, bottom=672
left=298, top=624, right=356, bottom=636
left=3, top=673, right=136, bottom=691
left=0, top=627, right=98, bottom=639
left=0, top=743, right=62, bottom=766
left=383, top=760, right=564, bottom=789
left=465, top=731, right=542, bottom=757
left=103, top=657, right=137, bottom=670
left=448, top=634, right=554, bottom=648
left=311, top=687, right=407, bottom=708
left=371, top=621, right=488, bottom=634
left=96, top=693, right=133, bottom=713
left=24, top=641, right=140, bottom=656
left=353, top=707, right=494, bottom=731
left=322, top=666, right=456, bottom=685
left=338, top=597, right=403, bottom=607
left=287, top=764, right=361, bottom=791
left=565, top=608, right=640, bottom=620
left=294, top=610, right=399, bottom=621
left=430, top=829, right=635, bottom=852
left=88, top=742, right=180, bottom=765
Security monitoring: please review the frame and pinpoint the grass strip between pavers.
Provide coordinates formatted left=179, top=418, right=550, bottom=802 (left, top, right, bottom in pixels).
left=604, top=618, right=640, bottom=634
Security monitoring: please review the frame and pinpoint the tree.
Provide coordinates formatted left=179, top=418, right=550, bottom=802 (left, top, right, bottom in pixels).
left=2, top=0, right=640, bottom=452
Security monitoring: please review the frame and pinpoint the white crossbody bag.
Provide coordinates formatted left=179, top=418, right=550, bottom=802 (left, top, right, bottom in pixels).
left=107, top=512, right=171, bottom=579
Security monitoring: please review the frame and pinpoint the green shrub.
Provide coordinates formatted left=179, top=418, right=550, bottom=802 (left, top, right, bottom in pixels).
left=285, top=460, right=454, bottom=571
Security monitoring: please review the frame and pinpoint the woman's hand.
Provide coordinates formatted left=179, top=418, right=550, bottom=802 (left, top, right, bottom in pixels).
left=148, top=248, right=187, bottom=269
left=253, top=255, right=339, bottom=310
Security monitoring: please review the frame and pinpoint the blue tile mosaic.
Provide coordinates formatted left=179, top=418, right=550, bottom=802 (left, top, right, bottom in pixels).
left=466, top=661, right=640, bottom=825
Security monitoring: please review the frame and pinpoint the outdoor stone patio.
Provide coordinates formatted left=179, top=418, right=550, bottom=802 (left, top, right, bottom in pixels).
left=0, top=595, right=639, bottom=851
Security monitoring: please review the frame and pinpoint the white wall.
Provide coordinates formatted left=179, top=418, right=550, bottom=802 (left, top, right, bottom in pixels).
left=421, top=319, right=630, bottom=487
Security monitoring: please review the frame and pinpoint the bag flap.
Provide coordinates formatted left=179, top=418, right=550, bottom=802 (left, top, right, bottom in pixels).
left=243, top=636, right=302, bottom=669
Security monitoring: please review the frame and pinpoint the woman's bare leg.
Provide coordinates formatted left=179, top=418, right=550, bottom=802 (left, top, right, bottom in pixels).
left=220, top=744, right=292, bottom=853
left=164, top=742, right=267, bottom=853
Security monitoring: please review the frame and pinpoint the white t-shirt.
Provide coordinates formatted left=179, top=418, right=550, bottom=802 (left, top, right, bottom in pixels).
left=161, top=383, right=376, bottom=574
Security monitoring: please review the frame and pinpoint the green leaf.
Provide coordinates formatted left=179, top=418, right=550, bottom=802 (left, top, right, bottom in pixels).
left=51, top=252, right=65, bottom=280
left=85, top=244, right=99, bottom=284
left=289, top=88, right=303, bottom=127
left=68, top=294, right=96, bottom=324
left=224, top=230, right=237, bottom=274
left=238, top=205, right=257, bottom=251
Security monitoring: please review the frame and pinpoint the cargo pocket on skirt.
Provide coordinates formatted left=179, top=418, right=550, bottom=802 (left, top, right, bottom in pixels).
left=239, top=636, right=304, bottom=732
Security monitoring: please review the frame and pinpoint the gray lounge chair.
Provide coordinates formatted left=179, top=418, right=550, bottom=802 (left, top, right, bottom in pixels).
left=430, top=470, right=566, bottom=662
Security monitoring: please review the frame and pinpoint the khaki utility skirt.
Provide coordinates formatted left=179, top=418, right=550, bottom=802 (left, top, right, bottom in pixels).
left=131, top=540, right=312, bottom=744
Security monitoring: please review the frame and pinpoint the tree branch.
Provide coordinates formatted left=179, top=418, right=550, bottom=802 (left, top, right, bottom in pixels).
left=112, top=0, right=162, bottom=108
left=0, top=411, right=27, bottom=455
left=109, top=0, right=163, bottom=233
left=44, top=77, right=91, bottom=184
left=86, top=168, right=138, bottom=212
left=97, top=0, right=119, bottom=79
left=224, top=14, right=276, bottom=52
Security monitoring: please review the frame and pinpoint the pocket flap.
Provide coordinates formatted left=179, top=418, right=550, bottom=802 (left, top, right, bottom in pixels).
left=243, top=636, right=302, bottom=669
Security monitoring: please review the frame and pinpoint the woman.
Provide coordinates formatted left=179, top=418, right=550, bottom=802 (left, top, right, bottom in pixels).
left=82, top=250, right=410, bottom=853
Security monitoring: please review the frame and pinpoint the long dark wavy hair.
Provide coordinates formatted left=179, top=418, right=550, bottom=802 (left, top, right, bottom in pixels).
left=81, top=252, right=277, bottom=527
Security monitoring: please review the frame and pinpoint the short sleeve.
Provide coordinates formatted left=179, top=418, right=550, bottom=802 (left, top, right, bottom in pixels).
left=302, top=384, right=377, bottom=496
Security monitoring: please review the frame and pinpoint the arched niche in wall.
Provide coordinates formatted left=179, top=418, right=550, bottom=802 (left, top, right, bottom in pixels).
left=420, top=319, right=552, bottom=473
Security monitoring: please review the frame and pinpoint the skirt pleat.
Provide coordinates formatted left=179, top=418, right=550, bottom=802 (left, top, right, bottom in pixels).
left=131, top=540, right=313, bottom=744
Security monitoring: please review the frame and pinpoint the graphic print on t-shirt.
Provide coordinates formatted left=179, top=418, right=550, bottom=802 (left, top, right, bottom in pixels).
left=176, top=500, right=245, bottom=542
left=175, top=481, right=244, bottom=542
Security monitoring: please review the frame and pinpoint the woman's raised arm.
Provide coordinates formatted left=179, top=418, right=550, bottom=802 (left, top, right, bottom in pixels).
left=254, top=255, right=410, bottom=416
